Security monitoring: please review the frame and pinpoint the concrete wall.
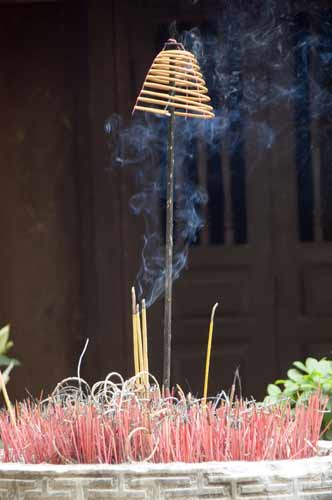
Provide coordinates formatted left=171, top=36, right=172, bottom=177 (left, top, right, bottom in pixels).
left=0, top=455, right=332, bottom=499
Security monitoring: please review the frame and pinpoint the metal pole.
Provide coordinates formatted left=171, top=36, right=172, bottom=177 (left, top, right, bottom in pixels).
left=163, top=108, right=175, bottom=390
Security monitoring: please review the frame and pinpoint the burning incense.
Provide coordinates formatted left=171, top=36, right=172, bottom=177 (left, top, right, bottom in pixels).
left=131, top=290, right=149, bottom=388
left=133, top=39, right=214, bottom=389
left=141, top=299, right=149, bottom=386
left=136, top=304, right=144, bottom=384
left=132, top=43, right=214, bottom=119
left=203, top=303, right=219, bottom=405
left=131, top=287, right=139, bottom=376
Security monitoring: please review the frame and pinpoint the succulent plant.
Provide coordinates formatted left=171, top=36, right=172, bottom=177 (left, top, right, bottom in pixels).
left=266, top=357, right=332, bottom=439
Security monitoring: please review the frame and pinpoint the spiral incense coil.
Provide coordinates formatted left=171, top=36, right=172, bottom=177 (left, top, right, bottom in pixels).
left=133, top=40, right=215, bottom=119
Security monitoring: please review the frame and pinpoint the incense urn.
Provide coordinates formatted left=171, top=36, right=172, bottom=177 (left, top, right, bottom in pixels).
left=0, top=443, right=331, bottom=499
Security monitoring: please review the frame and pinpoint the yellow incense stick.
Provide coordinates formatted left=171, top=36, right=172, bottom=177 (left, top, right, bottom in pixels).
left=203, top=302, right=219, bottom=405
left=131, top=287, right=139, bottom=376
left=0, top=370, right=15, bottom=425
left=141, top=299, right=149, bottom=386
left=136, top=304, right=144, bottom=384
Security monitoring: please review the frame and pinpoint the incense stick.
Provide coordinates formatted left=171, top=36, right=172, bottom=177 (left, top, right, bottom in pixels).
left=163, top=106, right=175, bottom=390
left=203, top=303, right=219, bottom=405
left=136, top=304, right=144, bottom=386
left=131, top=287, right=139, bottom=376
left=141, top=299, right=149, bottom=387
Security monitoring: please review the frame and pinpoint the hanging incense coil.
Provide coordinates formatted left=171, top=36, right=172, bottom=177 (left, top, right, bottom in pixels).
left=133, top=39, right=215, bottom=119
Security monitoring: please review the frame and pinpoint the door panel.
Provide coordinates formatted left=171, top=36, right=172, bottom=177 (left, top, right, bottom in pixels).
left=271, top=5, right=332, bottom=376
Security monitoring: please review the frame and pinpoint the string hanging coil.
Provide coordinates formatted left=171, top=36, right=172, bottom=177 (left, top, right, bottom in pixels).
left=133, top=39, right=215, bottom=119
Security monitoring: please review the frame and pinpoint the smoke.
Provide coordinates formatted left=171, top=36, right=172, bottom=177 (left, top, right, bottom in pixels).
left=105, top=113, right=209, bottom=307
left=106, top=0, right=332, bottom=305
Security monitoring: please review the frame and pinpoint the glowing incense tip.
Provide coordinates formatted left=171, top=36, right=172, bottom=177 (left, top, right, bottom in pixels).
left=203, top=302, right=219, bottom=405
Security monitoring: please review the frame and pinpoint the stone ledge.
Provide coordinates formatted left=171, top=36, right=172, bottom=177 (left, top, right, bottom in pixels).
left=0, top=442, right=331, bottom=499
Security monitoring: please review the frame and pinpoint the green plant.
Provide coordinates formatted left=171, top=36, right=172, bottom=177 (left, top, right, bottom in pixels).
left=266, top=357, right=332, bottom=439
left=0, top=325, right=20, bottom=384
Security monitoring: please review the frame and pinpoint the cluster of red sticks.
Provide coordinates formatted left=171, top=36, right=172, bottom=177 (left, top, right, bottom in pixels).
left=0, top=375, right=326, bottom=464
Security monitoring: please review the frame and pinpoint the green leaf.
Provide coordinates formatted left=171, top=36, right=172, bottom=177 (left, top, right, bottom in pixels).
left=284, top=380, right=299, bottom=392
left=322, top=383, right=332, bottom=394
left=318, top=359, right=332, bottom=376
left=311, top=372, right=324, bottom=384
left=0, top=325, right=10, bottom=354
left=5, top=340, right=13, bottom=351
left=275, top=379, right=287, bottom=385
left=267, top=384, right=282, bottom=397
left=299, top=383, right=317, bottom=391
left=323, top=380, right=332, bottom=390
left=2, top=362, right=15, bottom=385
left=306, top=357, right=320, bottom=373
left=0, top=354, right=20, bottom=367
left=297, top=393, right=310, bottom=404
left=287, top=369, right=304, bottom=383
left=293, top=361, right=308, bottom=373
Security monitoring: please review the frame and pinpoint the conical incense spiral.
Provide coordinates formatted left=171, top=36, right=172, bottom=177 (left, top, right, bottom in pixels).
left=133, top=40, right=214, bottom=119
left=133, top=39, right=215, bottom=389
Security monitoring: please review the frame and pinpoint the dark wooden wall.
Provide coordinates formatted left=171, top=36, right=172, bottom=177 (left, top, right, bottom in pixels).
left=0, top=2, right=85, bottom=398
left=0, top=0, right=332, bottom=401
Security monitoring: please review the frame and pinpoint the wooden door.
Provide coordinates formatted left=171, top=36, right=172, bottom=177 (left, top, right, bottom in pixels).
left=168, top=13, right=277, bottom=399
left=107, top=0, right=332, bottom=399
left=271, top=6, right=332, bottom=376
